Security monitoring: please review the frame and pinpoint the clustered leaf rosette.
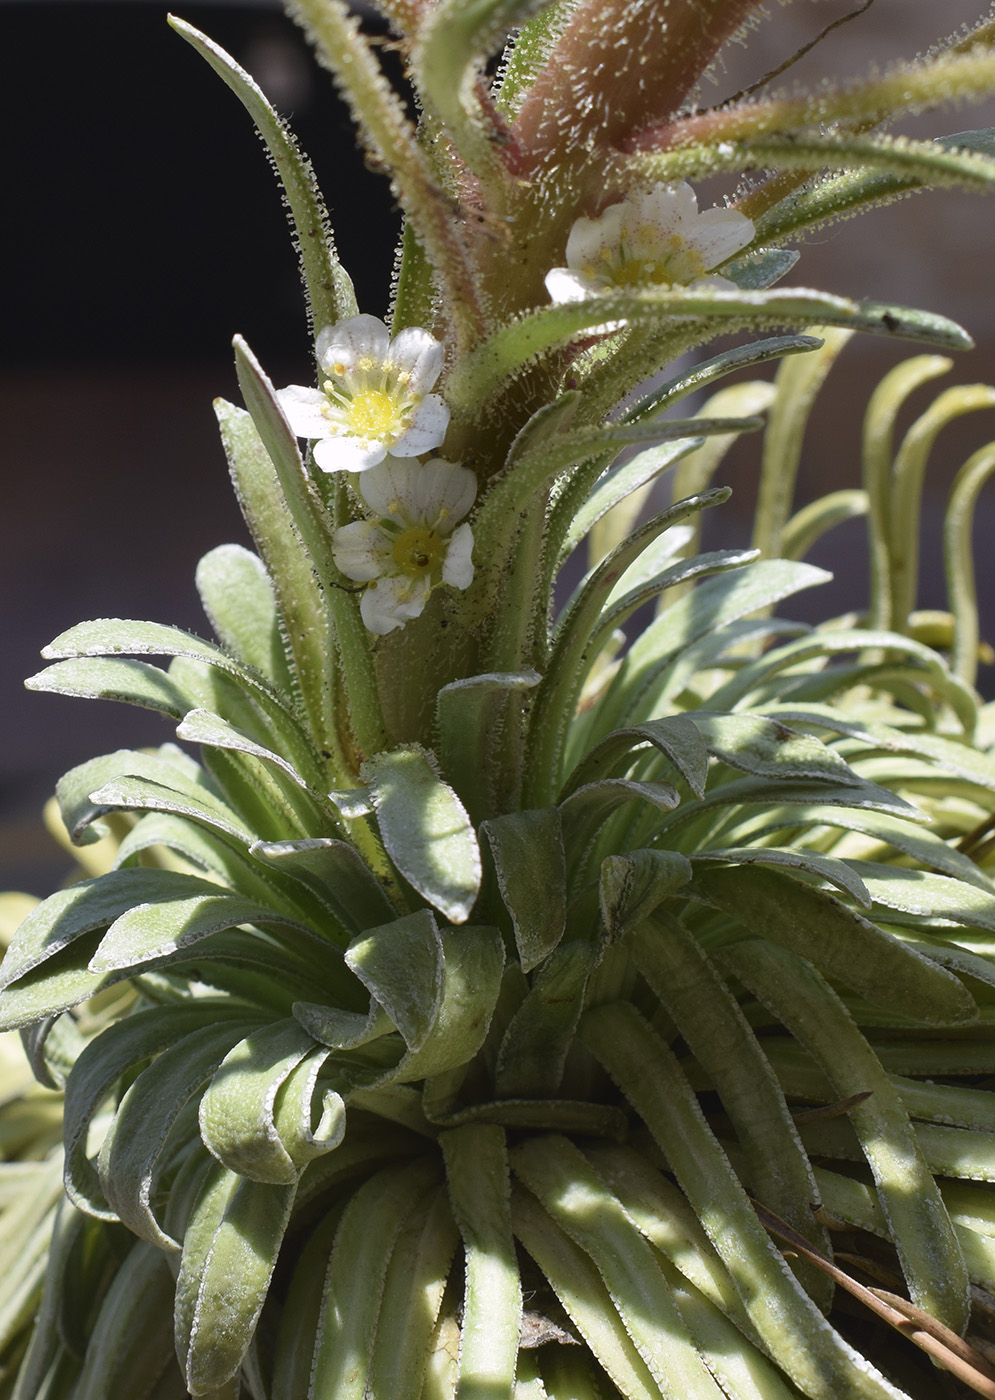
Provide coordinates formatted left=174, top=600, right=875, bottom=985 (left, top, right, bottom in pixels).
left=545, top=181, right=756, bottom=302
left=332, top=454, right=476, bottom=633
left=276, top=313, right=450, bottom=472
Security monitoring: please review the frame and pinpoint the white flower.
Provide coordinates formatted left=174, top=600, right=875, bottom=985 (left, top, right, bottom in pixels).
left=332, top=457, right=476, bottom=634
left=277, top=314, right=450, bottom=473
left=544, top=182, right=754, bottom=303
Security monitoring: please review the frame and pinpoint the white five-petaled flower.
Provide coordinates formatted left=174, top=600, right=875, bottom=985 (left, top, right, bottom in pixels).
left=544, top=182, right=755, bottom=304
left=332, top=457, right=476, bottom=635
left=277, top=314, right=450, bottom=473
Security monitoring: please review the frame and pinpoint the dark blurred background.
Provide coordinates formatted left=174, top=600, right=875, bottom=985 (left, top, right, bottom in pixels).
left=3, top=0, right=995, bottom=894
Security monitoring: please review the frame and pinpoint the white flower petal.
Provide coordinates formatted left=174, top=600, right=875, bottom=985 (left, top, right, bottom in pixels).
left=358, top=457, right=422, bottom=521
left=332, top=520, right=392, bottom=582
left=442, top=523, right=475, bottom=590
left=544, top=267, right=598, bottom=304
left=388, top=326, right=445, bottom=393
left=312, top=435, right=386, bottom=474
left=689, top=206, right=755, bottom=268
left=317, top=314, right=391, bottom=372
left=564, top=203, right=625, bottom=270
left=361, top=575, right=431, bottom=634
left=392, top=394, right=450, bottom=457
left=412, top=459, right=477, bottom=523
left=276, top=385, right=329, bottom=439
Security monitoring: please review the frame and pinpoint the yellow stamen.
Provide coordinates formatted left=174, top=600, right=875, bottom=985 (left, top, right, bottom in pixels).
left=348, top=389, right=398, bottom=438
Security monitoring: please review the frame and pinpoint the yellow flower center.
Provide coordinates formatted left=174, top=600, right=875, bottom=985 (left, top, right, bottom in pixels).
left=347, top=389, right=398, bottom=438
left=393, top=526, right=444, bottom=577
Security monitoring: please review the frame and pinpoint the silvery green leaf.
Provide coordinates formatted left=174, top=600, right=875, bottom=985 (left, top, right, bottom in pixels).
left=169, top=17, right=357, bottom=332
left=88, top=889, right=320, bottom=976
left=435, top=670, right=540, bottom=823
left=98, top=1020, right=264, bottom=1251
left=561, top=438, right=705, bottom=561
left=511, top=1135, right=728, bottom=1398
left=362, top=747, right=482, bottom=923
left=309, top=1159, right=442, bottom=1400
left=54, top=745, right=206, bottom=846
left=592, top=559, right=831, bottom=739
left=845, top=864, right=995, bottom=931
left=63, top=1002, right=250, bottom=1220
left=691, top=847, right=871, bottom=907
left=562, top=716, right=709, bottom=801
left=0, top=868, right=229, bottom=997
left=73, top=1241, right=178, bottom=1400
left=25, top=656, right=192, bottom=721
left=559, top=779, right=680, bottom=873
left=195, top=543, right=294, bottom=694
left=441, top=1124, right=521, bottom=1394
left=494, top=942, right=595, bottom=1097
left=599, top=850, right=693, bottom=941
left=199, top=1019, right=330, bottom=1184
left=389, top=926, right=505, bottom=1086
left=690, top=712, right=862, bottom=786
left=251, top=837, right=396, bottom=932
left=345, top=909, right=444, bottom=1053
left=176, top=707, right=327, bottom=807
left=481, top=808, right=566, bottom=972
left=175, top=1165, right=296, bottom=1395
left=692, top=864, right=976, bottom=1025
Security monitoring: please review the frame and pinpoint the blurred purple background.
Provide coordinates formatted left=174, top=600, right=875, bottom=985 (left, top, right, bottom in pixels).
left=3, top=0, right=995, bottom=893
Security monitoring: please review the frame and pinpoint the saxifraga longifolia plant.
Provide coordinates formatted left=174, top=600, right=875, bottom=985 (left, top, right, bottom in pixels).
left=5, top=1, right=995, bottom=1396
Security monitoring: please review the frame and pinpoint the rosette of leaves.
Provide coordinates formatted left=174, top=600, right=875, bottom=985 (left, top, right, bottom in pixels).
left=7, top=1, right=995, bottom=1397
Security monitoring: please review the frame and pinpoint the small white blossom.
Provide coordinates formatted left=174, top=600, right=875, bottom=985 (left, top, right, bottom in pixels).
left=332, top=457, right=476, bottom=634
left=277, top=314, right=450, bottom=473
left=545, top=182, right=754, bottom=303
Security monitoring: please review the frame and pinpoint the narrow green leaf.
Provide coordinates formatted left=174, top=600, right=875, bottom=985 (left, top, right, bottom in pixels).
left=495, top=942, right=595, bottom=1098
left=481, top=808, right=566, bottom=972
left=0, top=867, right=228, bottom=996
left=442, top=1124, right=522, bottom=1399
left=169, top=16, right=356, bottom=331
left=63, top=1001, right=249, bottom=1219
left=366, top=1187, right=460, bottom=1400
left=74, top=1241, right=178, bottom=1400
left=196, top=543, right=294, bottom=694
left=693, top=712, right=861, bottom=787
left=251, top=836, right=396, bottom=932
left=435, top=669, right=540, bottom=825
left=98, top=1019, right=263, bottom=1251
left=511, top=1135, right=726, bottom=1398
left=511, top=1185, right=663, bottom=1400
left=691, top=847, right=871, bottom=907
left=89, top=889, right=320, bottom=975
left=580, top=1003, right=908, bottom=1400
left=562, top=716, right=709, bottom=801
left=25, top=656, right=192, bottom=721
left=310, top=1158, right=442, bottom=1400
left=592, top=559, right=831, bottom=740
left=362, top=746, right=482, bottom=923
left=631, top=914, right=832, bottom=1300
left=599, top=849, right=693, bottom=941
left=447, top=288, right=971, bottom=413
left=198, top=1018, right=325, bottom=1184
left=692, top=864, right=976, bottom=1024
left=175, top=1166, right=296, bottom=1395
left=721, top=938, right=972, bottom=1333
left=345, top=909, right=444, bottom=1053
